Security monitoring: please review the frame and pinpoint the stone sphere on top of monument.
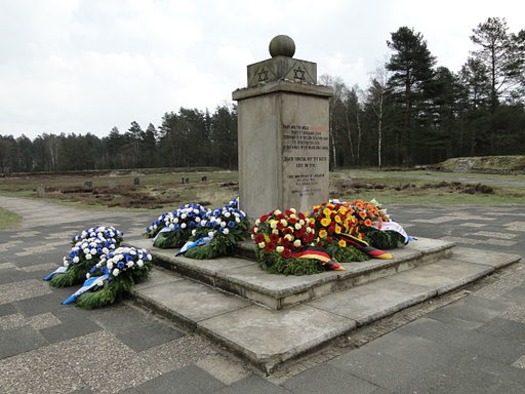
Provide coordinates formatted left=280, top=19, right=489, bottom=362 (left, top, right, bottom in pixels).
left=269, top=35, right=296, bottom=58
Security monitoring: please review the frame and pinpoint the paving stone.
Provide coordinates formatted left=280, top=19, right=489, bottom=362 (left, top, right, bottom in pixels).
left=130, top=364, right=225, bottom=394
left=116, top=320, right=185, bottom=352
left=359, top=330, right=457, bottom=371
left=396, top=317, right=525, bottom=364
left=501, top=284, right=525, bottom=303
left=393, top=352, right=525, bottom=394
left=283, top=362, right=382, bottom=394
left=0, top=325, right=48, bottom=358
left=39, top=308, right=102, bottom=343
left=14, top=293, right=69, bottom=317
left=426, top=295, right=507, bottom=329
left=0, top=303, right=16, bottom=317
left=476, top=317, right=525, bottom=342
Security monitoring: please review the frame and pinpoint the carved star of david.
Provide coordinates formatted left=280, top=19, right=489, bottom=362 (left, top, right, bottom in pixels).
left=294, top=68, right=306, bottom=80
left=258, top=69, right=269, bottom=82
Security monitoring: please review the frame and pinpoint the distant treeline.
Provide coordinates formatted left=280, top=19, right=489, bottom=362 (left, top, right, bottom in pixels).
left=0, top=106, right=238, bottom=174
left=1, top=17, right=524, bottom=174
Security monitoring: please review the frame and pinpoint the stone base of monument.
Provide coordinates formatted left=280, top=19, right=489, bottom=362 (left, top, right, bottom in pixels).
left=128, top=238, right=520, bottom=374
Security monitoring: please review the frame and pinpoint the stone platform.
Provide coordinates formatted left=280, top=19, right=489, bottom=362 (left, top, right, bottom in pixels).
left=129, top=238, right=521, bottom=374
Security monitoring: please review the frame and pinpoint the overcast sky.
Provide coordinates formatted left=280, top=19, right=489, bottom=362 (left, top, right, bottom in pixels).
left=1, top=0, right=524, bottom=140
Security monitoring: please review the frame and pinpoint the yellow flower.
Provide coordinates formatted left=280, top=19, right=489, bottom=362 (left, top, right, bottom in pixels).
left=320, top=217, right=331, bottom=227
left=319, top=229, right=328, bottom=238
left=323, top=208, right=332, bottom=217
left=334, top=215, right=343, bottom=224
left=334, top=224, right=342, bottom=234
left=338, top=239, right=347, bottom=247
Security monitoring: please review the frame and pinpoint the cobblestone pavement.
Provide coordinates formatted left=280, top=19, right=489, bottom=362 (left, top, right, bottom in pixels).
left=1, top=196, right=524, bottom=393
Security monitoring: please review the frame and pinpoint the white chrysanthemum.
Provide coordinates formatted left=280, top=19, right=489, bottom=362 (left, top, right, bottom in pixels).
left=255, top=219, right=260, bottom=225
left=222, top=228, right=230, bottom=235
left=107, top=262, right=114, bottom=270
left=220, top=221, right=226, bottom=228
left=73, top=256, right=80, bottom=264
left=83, top=248, right=90, bottom=255
left=294, top=223, right=302, bottom=230
left=293, top=239, right=302, bottom=248
left=224, top=212, right=231, bottom=218
left=270, top=221, right=278, bottom=229
left=90, top=248, right=97, bottom=255
left=251, top=234, right=255, bottom=239
left=181, top=214, right=187, bottom=219
left=285, top=234, right=294, bottom=241
left=85, top=254, right=92, bottom=260
left=258, top=242, right=265, bottom=249
left=181, top=223, right=187, bottom=229
left=281, top=219, right=288, bottom=227
left=252, top=227, right=258, bottom=233
left=276, top=246, right=284, bottom=253
left=235, top=217, right=240, bottom=223
left=102, top=247, right=109, bottom=254
left=274, top=209, right=282, bottom=215
left=112, top=268, right=120, bottom=276
left=137, top=260, right=144, bottom=267
left=126, top=261, right=134, bottom=268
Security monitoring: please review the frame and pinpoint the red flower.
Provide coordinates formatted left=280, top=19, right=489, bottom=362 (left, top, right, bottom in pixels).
left=282, top=248, right=292, bottom=258
left=254, top=234, right=265, bottom=244
left=270, top=233, right=280, bottom=242
left=260, top=214, right=270, bottom=223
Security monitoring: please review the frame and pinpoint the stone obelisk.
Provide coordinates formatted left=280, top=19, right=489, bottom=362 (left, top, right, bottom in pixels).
left=233, top=35, right=332, bottom=219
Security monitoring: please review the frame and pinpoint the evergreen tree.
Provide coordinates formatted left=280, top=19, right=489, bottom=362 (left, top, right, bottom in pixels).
left=386, top=26, right=436, bottom=165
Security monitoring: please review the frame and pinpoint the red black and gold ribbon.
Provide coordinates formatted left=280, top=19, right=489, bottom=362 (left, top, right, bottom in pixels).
left=291, top=247, right=345, bottom=271
left=338, top=233, right=393, bottom=260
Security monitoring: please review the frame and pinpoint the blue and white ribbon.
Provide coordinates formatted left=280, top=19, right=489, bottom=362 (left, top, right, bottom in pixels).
left=153, top=226, right=173, bottom=243
left=176, top=236, right=211, bottom=256
left=62, top=274, right=109, bottom=305
left=43, top=266, right=68, bottom=281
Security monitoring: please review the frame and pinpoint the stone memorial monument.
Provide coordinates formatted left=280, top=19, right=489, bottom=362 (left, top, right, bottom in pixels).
left=233, top=35, right=333, bottom=219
